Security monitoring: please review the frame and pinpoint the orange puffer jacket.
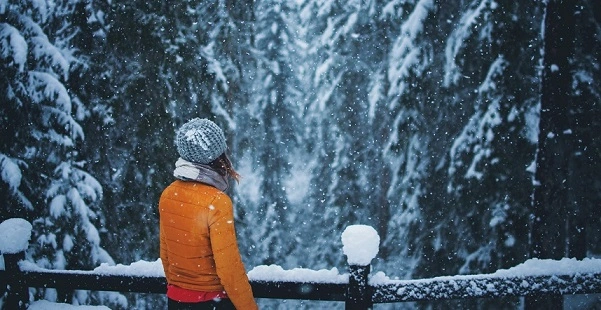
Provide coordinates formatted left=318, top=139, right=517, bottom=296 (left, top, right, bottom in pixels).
left=159, top=180, right=258, bottom=310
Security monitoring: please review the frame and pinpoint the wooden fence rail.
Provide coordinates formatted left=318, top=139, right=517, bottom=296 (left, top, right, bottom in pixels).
left=3, top=251, right=601, bottom=309
left=2, top=220, right=601, bottom=309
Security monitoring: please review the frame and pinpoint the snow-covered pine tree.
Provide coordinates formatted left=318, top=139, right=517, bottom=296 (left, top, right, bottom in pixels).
left=81, top=0, right=183, bottom=266
left=234, top=0, right=302, bottom=267
left=376, top=0, right=439, bottom=278
left=0, top=0, right=121, bottom=306
left=377, top=2, right=541, bottom=308
left=296, top=0, right=397, bottom=270
left=74, top=1, right=244, bottom=307
left=443, top=0, right=541, bottom=275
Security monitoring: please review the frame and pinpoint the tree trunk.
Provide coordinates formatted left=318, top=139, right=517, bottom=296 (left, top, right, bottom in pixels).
left=528, top=0, right=577, bottom=309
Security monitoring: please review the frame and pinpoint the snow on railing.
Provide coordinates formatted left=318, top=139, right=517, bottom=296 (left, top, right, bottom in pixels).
left=2, top=218, right=601, bottom=309
left=0, top=218, right=31, bottom=254
left=370, top=258, right=601, bottom=303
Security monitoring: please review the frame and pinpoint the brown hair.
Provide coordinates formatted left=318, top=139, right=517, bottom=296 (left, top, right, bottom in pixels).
left=209, top=153, right=241, bottom=182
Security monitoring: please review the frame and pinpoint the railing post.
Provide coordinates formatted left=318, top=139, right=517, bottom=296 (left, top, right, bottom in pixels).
left=1, top=218, right=33, bottom=310
left=4, top=251, right=29, bottom=310
left=346, top=264, right=372, bottom=310
left=341, top=225, right=379, bottom=310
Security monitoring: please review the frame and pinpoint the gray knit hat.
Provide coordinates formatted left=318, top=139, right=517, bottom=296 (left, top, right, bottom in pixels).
left=175, top=118, right=227, bottom=164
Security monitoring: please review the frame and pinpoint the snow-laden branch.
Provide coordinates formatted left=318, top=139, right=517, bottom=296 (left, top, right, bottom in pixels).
left=443, top=0, right=495, bottom=87
left=387, top=0, right=434, bottom=104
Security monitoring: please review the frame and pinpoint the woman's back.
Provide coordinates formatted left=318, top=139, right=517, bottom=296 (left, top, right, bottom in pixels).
left=160, top=180, right=226, bottom=291
left=159, top=118, right=258, bottom=310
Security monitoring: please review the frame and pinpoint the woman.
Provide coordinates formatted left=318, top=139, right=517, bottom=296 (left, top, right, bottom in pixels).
left=159, top=118, right=258, bottom=310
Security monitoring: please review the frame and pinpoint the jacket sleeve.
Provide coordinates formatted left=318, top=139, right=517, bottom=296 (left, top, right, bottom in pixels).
left=209, top=193, right=258, bottom=310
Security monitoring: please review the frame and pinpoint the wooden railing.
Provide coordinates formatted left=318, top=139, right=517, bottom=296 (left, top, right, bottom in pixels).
left=2, top=219, right=601, bottom=309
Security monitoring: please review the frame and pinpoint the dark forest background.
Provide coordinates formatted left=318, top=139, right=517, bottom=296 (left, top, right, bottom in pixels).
left=1, top=0, right=600, bottom=308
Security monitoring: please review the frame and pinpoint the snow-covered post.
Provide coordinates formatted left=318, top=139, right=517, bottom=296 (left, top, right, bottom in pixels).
left=0, top=218, right=33, bottom=310
left=341, top=225, right=380, bottom=310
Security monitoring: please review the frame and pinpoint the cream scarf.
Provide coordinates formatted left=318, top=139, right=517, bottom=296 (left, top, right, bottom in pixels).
left=173, top=158, right=229, bottom=191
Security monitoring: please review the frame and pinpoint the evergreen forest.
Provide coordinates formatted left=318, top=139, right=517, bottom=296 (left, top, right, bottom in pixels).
left=1, top=0, right=600, bottom=308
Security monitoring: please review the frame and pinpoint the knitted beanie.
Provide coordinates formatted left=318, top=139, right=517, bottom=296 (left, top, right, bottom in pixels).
left=175, top=118, right=227, bottom=164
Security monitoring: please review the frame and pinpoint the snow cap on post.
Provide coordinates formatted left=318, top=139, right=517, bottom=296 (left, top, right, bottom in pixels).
left=341, top=225, right=380, bottom=266
left=176, top=118, right=227, bottom=164
left=0, top=218, right=32, bottom=254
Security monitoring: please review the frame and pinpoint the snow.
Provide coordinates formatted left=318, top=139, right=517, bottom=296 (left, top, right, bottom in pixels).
left=11, top=238, right=601, bottom=290
left=19, top=258, right=165, bottom=277
left=387, top=0, right=434, bottom=101
left=0, top=23, right=27, bottom=72
left=203, top=44, right=229, bottom=92
left=370, top=257, right=601, bottom=285
left=28, top=71, right=71, bottom=112
left=0, top=154, right=22, bottom=194
left=370, top=257, right=601, bottom=303
left=63, top=234, right=74, bottom=252
left=477, top=56, right=506, bottom=94
left=341, top=225, right=380, bottom=266
left=314, top=55, right=333, bottom=85
left=0, top=218, right=32, bottom=254
left=1, top=0, right=597, bottom=308
left=495, top=257, right=601, bottom=277
left=49, top=194, right=67, bottom=218
left=6, top=214, right=601, bottom=282
left=12, top=246, right=601, bottom=287
left=524, top=101, right=540, bottom=143
left=25, top=70, right=84, bottom=142
left=3, top=218, right=601, bottom=307
left=17, top=256, right=351, bottom=285
left=283, top=160, right=312, bottom=204
left=367, top=70, right=384, bottom=123
left=30, top=35, right=70, bottom=80
left=93, top=259, right=165, bottom=277
left=29, top=300, right=110, bottom=310
left=248, top=265, right=348, bottom=283
left=444, top=0, right=492, bottom=86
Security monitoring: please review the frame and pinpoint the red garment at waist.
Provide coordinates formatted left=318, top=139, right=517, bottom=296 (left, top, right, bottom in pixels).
left=167, top=284, right=229, bottom=303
